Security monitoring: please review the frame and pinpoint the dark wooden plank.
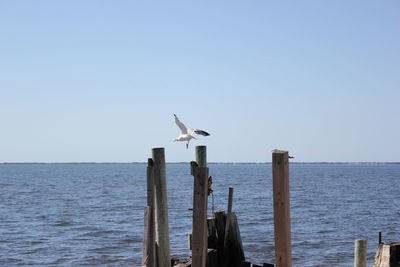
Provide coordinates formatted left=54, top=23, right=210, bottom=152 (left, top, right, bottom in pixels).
left=226, top=212, right=245, bottom=267
left=207, top=217, right=218, bottom=249
left=390, top=242, right=400, bottom=266
left=223, top=187, right=234, bottom=267
left=207, top=249, right=219, bottom=267
left=145, top=159, right=155, bottom=267
left=214, top=210, right=226, bottom=251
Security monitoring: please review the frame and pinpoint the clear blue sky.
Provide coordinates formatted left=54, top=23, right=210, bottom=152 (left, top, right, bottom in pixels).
left=1, top=1, right=399, bottom=162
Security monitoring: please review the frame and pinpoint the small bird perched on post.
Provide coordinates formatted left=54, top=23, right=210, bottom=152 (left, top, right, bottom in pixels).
left=173, top=114, right=210, bottom=149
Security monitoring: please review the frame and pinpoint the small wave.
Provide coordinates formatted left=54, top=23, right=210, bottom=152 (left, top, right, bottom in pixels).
left=318, top=229, right=335, bottom=234
left=89, top=245, right=121, bottom=253
left=30, top=241, right=44, bottom=245
left=79, top=229, right=126, bottom=238
left=53, top=220, right=74, bottom=227
left=36, top=215, right=47, bottom=220
left=21, top=246, right=46, bottom=254
left=50, top=257, right=70, bottom=265
left=0, top=258, right=24, bottom=265
left=118, top=237, right=140, bottom=244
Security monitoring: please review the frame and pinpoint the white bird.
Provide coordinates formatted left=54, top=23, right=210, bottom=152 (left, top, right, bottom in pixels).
left=173, top=114, right=210, bottom=149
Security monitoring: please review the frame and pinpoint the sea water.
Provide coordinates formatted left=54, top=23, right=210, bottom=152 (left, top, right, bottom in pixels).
left=1, top=163, right=399, bottom=266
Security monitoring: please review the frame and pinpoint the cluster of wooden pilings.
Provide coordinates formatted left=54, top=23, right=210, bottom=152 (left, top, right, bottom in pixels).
left=141, top=146, right=292, bottom=267
left=141, top=146, right=398, bottom=267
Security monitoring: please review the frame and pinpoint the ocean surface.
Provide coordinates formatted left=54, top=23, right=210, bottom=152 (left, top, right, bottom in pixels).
left=1, top=163, right=399, bottom=266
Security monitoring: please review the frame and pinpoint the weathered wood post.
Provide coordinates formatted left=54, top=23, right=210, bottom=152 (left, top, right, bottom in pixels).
left=142, top=159, right=156, bottom=267
left=214, top=210, right=226, bottom=251
left=152, top=148, right=170, bottom=267
left=147, top=158, right=155, bottom=207
left=228, top=212, right=245, bottom=266
left=142, top=206, right=152, bottom=267
left=223, top=187, right=234, bottom=267
left=196, top=145, right=207, bottom=168
left=191, top=146, right=209, bottom=267
left=354, top=239, right=367, bottom=267
left=373, top=242, right=400, bottom=267
left=207, top=217, right=218, bottom=249
left=272, top=150, right=292, bottom=267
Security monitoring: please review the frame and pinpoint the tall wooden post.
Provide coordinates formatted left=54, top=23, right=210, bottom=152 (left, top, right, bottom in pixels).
left=152, top=148, right=170, bottom=267
left=143, top=159, right=155, bottom=267
left=147, top=159, right=155, bottom=207
left=142, top=206, right=152, bottom=267
left=354, top=239, right=367, bottom=267
left=272, top=150, right=292, bottom=267
left=196, top=145, right=207, bottom=168
left=223, top=187, right=234, bottom=267
left=191, top=146, right=208, bottom=267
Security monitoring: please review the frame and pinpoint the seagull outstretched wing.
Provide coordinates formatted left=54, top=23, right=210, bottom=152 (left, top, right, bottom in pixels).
left=189, top=129, right=210, bottom=136
left=174, top=114, right=188, bottom=134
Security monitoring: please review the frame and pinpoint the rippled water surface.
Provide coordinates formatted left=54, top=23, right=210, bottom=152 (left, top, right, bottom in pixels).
left=1, top=163, right=399, bottom=266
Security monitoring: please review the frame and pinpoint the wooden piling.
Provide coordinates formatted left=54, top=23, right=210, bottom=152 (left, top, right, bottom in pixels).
left=207, top=217, right=218, bottom=249
left=373, top=242, right=400, bottom=267
left=227, top=212, right=245, bottom=266
left=354, top=239, right=367, bottom=267
left=143, top=159, right=155, bottom=267
left=272, top=150, right=292, bottom=267
left=142, top=206, right=152, bottom=267
left=196, top=145, right=207, bottom=168
left=188, top=233, right=193, bottom=250
left=223, top=187, right=234, bottom=267
left=152, top=148, right=171, bottom=267
left=191, top=146, right=209, bottom=267
left=207, top=249, right=219, bottom=267
left=147, top=159, right=155, bottom=206
left=214, top=210, right=226, bottom=251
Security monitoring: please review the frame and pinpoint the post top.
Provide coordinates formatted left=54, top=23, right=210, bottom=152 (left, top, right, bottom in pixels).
left=195, top=146, right=207, bottom=167
left=272, top=149, right=288, bottom=154
left=196, top=145, right=207, bottom=149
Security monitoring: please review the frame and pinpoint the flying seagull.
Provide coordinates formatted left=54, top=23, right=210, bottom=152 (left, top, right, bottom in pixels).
left=173, top=114, right=210, bottom=149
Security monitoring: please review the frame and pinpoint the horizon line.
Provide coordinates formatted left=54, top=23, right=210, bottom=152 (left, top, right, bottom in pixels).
left=1, top=161, right=399, bottom=165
